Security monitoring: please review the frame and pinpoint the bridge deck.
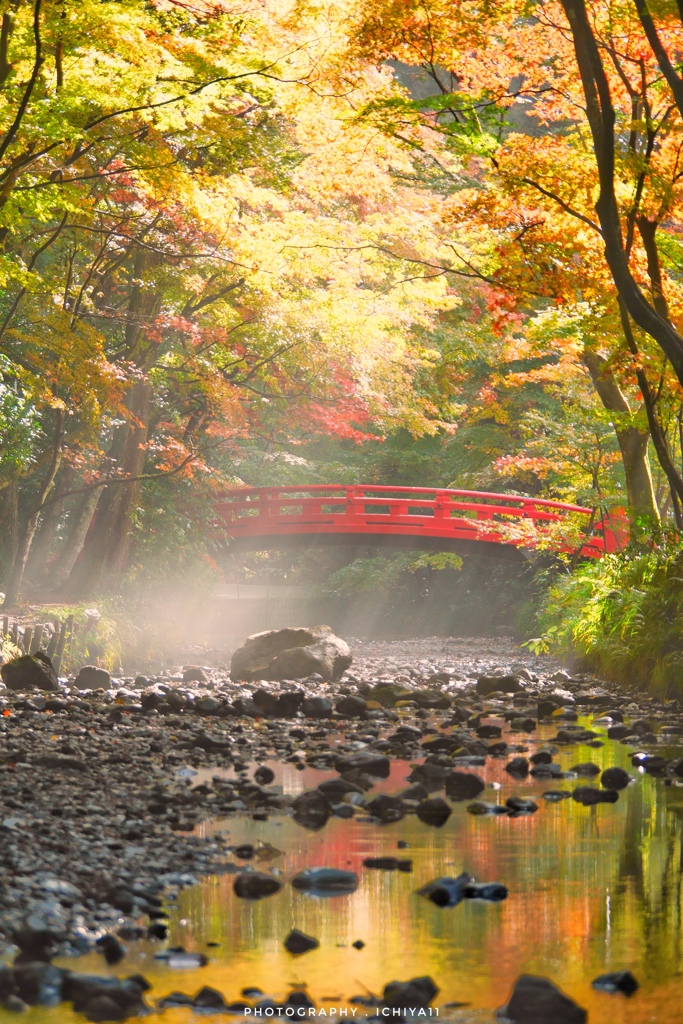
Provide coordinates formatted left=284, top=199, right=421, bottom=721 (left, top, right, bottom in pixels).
left=213, top=485, right=622, bottom=557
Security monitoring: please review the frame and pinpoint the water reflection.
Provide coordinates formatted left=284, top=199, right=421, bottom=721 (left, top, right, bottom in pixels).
left=47, top=722, right=683, bottom=1024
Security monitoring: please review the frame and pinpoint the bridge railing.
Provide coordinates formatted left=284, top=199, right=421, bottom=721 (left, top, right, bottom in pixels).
left=213, top=485, right=623, bottom=556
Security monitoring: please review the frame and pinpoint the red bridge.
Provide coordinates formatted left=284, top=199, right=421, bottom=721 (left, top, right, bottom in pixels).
left=214, top=485, right=622, bottom=558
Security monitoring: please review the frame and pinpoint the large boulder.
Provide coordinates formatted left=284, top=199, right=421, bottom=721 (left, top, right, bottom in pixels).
left=230, top=626, right=351, bottom=683
left=1, top=652, right=59, bottom=692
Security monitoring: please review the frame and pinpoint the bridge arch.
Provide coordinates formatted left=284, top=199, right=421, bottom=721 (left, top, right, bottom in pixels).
left=213, top=485, right=621, bottom=559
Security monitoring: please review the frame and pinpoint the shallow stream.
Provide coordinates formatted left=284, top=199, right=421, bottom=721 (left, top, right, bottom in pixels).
left=31, top=717, right=683, bottom=1024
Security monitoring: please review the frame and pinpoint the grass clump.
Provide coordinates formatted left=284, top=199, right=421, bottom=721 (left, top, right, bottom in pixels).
left=530, top=545, right=683, bottom=694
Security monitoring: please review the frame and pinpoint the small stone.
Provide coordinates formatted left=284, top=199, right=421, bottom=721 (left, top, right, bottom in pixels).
left=505, top=796, right=538, bottom=815
left=505, top=757, right=529, bottom=778
left=366, top=795, right=405, bottom=823
left=363, top=858, right=412, bottom=871
left=570, top=762, right=601, bottom=776
left=416, top=797, right=452, bottom=827
left=233, top=873, right=283, bottom=900
left=418, top=873, right=471, bottom=907
left=182, top=666, right=207, bottom=683
left=291, top=790, right=332, bottom=830
left=284, top=929, right=319, bottom=955
left=572, top=786, right=619, bottom=806
left=291, top=868, right=358, bottom=896
left=591, top=970, right=639, bottom=995
left=74, top=666, right=111, bottom=690
left=444, top=772, right=486, bottom=801
left=476, top=674, right=523, bottom=696
left=600, top=766, right=631, bottom=790
left=382, top=976, right=438, bottom=1010
left=254, top=765, right=275, bottom=785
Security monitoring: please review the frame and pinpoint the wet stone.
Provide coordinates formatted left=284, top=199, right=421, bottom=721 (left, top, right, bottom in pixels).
left=284, top=929, right=319, bottom=955
left=233, top=874, right=283, bottom=900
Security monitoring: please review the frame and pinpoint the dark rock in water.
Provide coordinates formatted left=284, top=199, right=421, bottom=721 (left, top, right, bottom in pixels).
left=382, top=976, right=438, bottom=1010
left=632, top=752, right=668, bottom=775
left=418, top=873, right=471, bottom=907
left=538, top=699, right=561, bottom=718
left=284, top=929, right=319, bottom=955
left=284, top=989, right=316, bottom=1013
left=464, top=882, right=508, bottom=901
left=194, top=986, right=230, bottom=1009
left=292, top=790, right=332, bottom=830
left=543, top=791, right=571, bottom=802
left=352, top=940, right=366, bottom=950
left=416, top=797, right=452, bottom=827
left=505, top=757, right=530, bottom=778
left=302, top=696, right=333, bottom=718
left=476, top=674, right=522, bottom=695
left=444, top=772, right=486, bottom=801
left=367, top=795, right=406, bottom=823
left=74, top=665, right=111, bottom=690
left=158, top=991, right=195, bottom=1009
left=505, top=796, right=538, bottom=815
left=573, top=786, right=619, bottom=806
left=363, top=858, right=412, bottom=872
left=182, top=665, right=207, bottom=683
left=230, top=626, right=351, bottom=682
left=318, top=778, right=364, bottom=801
left=408, top=762, right=452, bottom=787
left=335, top=695, right=367, bottom=717
left=487, top=740, right=509, bottom=756
left=254, top=765, right=275, bottom=786
left=291, top=868, right=358, bottom=896
left=570, top=762, right=601, bottom=776
left=147, top=923, right=168, bottom=940
left=530, top=751, right=553, bottom=765
left=13, top=963, right=65, bottom=1006
left=62, top=973, right=149, bottom=1018
left=1, top=652, right=59, bottom=692
left=591, top=970, right=639, bottom=995
left=497, top=974, right=587, bottom=1023
left=233, top=873, right=282, bottom=899
left=96, top=935, right=126, bottom=965
left=477, top=724, right=503, bottom=739
left=607, top=724, right=631, bottom=739
left=467, top=801, right=510, bottom=816
left=335, top=752, right=390, bottom=778
left=234, top=844, right=256, bottom=860
left=600, top=766, right=631, bottom=790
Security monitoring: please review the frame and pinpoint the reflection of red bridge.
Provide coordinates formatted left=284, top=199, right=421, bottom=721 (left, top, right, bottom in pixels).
left=214, top=485, right=623, bottom=558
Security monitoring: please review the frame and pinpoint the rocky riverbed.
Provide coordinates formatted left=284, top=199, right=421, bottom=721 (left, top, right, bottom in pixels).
left=1, top=634, right=683, bottom=1022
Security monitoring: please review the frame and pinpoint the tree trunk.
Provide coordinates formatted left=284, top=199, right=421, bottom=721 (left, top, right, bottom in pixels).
left=24, top=463, right=75, bottom=582
left=66, top=379, right=153, bottom=596
left=582, top=348, right=659, bottom=521
left=47, top=486, right=101, bottom=593
left=0, top=480, right=18, bottom=581
left=2, top=410, right=64, bottom=608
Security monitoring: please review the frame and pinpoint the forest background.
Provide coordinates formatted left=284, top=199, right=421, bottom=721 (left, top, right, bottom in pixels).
left=2, top=0, right=683, bottom=691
